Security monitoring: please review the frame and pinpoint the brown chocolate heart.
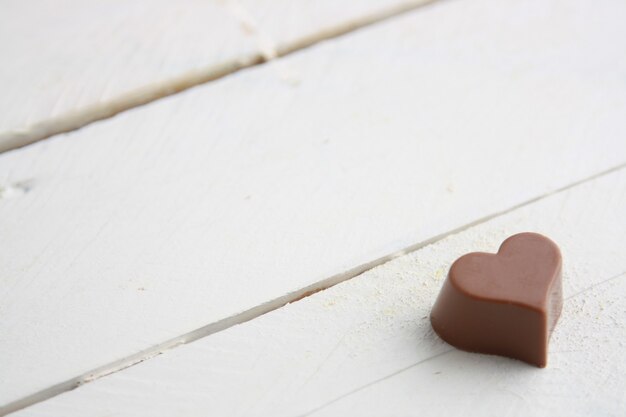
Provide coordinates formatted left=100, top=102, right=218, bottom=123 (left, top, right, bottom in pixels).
left=430, top=232, right=562, bottom=367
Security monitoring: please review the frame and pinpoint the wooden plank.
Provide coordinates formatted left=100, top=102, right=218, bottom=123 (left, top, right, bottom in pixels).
left=0, top=0, right=434, bottom=152
left=12, top=161, right=626, bottom=417
left=2, top=0, right=626, bottom=408
left=0, top=0, right=257, bottom=148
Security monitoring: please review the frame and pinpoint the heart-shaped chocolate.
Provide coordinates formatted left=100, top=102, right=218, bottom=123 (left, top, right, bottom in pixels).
left=430, top=232, right=562, bottom=367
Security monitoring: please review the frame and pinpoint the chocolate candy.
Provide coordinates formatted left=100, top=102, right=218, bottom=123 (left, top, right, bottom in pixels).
left=430, top=232, right=562, bottom=367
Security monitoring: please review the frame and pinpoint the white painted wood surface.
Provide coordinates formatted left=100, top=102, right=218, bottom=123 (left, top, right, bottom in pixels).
left=14, top=162, right=626, bottom=417
left=237, top=0, right=435, bottom=55
left=0, top=0, right=256, bottom=143
left=0, top=0, right=433, bottom=151
left=2, top=0, right=626, bottom=409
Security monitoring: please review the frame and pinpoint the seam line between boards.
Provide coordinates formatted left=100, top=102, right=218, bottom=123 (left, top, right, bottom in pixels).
left=0, top=0, right=440, bottom=154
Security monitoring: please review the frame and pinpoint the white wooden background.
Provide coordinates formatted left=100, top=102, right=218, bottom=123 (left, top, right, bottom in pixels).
left=14, top=153, right=626, bottom=417
left=1, top=0, right=625, bottom=415
left=0, top=0, right=432, bottom=152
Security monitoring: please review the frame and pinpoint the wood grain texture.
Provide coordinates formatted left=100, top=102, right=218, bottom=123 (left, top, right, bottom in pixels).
left=236, top=0, right=435, bottom=56
left=1, top=0, right=626, bottom=408
left=0, top=0, right=434, bottom=152
left=13, top=160, right=626, bottom=417
left=0, top=0, right=257, bottom=146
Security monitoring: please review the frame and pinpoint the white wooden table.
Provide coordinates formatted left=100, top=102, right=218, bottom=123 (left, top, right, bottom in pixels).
left=1, top=0, right=625, bottom=415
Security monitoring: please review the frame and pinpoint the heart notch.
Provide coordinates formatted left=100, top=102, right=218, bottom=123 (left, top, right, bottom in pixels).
left=430, top=232, right=562, bottom=367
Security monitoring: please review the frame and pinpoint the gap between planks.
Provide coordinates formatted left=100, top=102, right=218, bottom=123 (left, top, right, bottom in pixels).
left=2, top=160, right=625, bottom=416
left=0, top=0, right=438, bottom=155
